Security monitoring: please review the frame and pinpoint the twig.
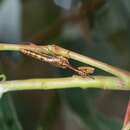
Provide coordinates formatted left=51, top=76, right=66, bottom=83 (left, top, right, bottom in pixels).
left=0, top=74, right=6, bottom=81
left=0, top=76, right=128, bottom=92
left=40, top=45, right=130, bottom=83
left=0, top=43, right=130, bottom=86
left=0, top=43, right=129, bottom=130
left=20, top=47, right=95, bottom=77
left=0, top=44, right=130, bottom=77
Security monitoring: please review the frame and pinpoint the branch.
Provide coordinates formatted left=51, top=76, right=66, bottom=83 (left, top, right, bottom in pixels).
left=0, top=76, right=129, bottom=92
left=0, top=43, right=130, bottom=86
left=0, top=43, right=129, bottom=130
left=44, top=45, right=130, bottom=82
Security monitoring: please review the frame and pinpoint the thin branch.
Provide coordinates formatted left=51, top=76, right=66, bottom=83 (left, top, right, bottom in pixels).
left=40, top=45, right=130, bottom=83
left=0, top=43, right=129, bottom=130
left=0, top=76, right=129, bottom=92
left=0, top=74, right=6, bottom=81
left=0, top=43, right=130, bottom=85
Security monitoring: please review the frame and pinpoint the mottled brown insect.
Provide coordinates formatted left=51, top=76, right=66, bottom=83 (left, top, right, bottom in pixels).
left=21, top=48, right=95, bottom=78
left=21, top=48, right=70, bottom=69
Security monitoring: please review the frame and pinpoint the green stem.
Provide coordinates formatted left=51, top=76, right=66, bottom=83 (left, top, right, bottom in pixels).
left=0, top=43, right=21, bottom=51
left=0, top=76, right=129, bottom=92
left=46, top=45, right=130, bottom=82
left=0, top=74, right=6, bottom=81
left=0, top=43, right=130, bottom=84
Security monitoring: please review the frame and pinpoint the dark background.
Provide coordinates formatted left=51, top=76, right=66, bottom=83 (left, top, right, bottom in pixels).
left=0, top=0, right=130, bottom=130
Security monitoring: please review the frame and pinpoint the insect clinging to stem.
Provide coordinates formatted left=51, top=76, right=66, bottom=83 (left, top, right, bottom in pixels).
left=20, top=45, right=95, bottom=78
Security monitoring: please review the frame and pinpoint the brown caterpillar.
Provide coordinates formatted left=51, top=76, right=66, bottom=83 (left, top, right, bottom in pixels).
left=20, top=48, right=95, bottom=78
left=20, top=48, right=70, bottom=69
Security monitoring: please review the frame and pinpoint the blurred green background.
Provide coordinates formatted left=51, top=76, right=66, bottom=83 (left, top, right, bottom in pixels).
left=0, top=0, right=130, bottom=130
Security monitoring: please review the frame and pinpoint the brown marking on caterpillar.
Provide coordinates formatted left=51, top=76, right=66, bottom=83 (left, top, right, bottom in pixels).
left=20, top=49, right=70, bottom=69
left=20, top=48, right=95, bottom=78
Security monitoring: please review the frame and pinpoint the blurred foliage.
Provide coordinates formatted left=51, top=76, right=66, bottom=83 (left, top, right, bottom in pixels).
left=0, top=0, right=130, bottom=130
left=0, top=0, right=3, bottom=4
left=0, top=94, right=22, bottom=130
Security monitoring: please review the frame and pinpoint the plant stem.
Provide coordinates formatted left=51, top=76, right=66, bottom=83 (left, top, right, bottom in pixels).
left=0, top=76, right=129, bottom=92
left=0, top=43, right=21, bottom=51
left=0, top=43, right=130, bottom=85
left=0, top=74, right=6, bottom=81
left=44, top=45, right=130, bottom=83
